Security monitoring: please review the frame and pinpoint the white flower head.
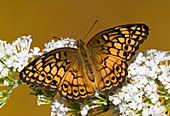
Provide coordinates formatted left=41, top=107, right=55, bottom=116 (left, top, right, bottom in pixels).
left=1, top=68, right=9, bottom=77
left=50, top=97, right=68, bottom=116
left=0, top=51, right=5, bottom=59
left=43, top=38, right=77, bottom=52
left=3, top=80, right=9, bottom=86
left=135, top=52, right=146, bottom=64
left=109, top=94, right=121, bottom=105
left=30, top=47, right=43, bottom=56
left=81, top=105, right=89, bottom=116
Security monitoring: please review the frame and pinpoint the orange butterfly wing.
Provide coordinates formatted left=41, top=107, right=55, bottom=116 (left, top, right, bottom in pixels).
left=19, top=48, right=95, bottom=102
left=86, top=24, right=149, bottom=92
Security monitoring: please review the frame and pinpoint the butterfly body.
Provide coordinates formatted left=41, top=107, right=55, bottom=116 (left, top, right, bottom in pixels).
left=77, top=40, right=96, bottom=82
left=19, top=24, right=149, bottom=103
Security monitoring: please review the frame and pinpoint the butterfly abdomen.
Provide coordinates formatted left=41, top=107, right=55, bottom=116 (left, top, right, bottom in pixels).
left=77, top=44, right=96, bottom=82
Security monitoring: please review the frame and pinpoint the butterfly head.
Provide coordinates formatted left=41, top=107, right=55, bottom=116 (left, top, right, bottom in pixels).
left=77, top=39, right=85, bottom=48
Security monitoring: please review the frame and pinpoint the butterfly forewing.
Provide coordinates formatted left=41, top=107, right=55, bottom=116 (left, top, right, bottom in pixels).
left=86, top=24, right=149, bottom=92
left=87, top=24, right=149, bottom=61
left=19, top=48, right=95, bottom=102
left=20, top=48, right=78, bottom=89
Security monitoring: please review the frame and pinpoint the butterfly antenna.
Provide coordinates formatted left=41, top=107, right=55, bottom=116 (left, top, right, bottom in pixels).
left=82, top=20, right=98, bottom=41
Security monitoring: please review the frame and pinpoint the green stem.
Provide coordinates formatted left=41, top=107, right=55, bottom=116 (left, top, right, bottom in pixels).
left=95, top=95, right=106, bottom=101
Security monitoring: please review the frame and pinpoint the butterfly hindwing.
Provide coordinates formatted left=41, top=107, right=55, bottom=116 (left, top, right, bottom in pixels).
left=87, top=24, right=149, bottom=61
left=91, top=53, right=128, bottom=93
left=57, top=58, right=95, bottom=102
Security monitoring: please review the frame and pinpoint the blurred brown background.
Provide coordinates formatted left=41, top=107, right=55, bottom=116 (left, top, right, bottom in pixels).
left=0, top=0, right=169, bottom=116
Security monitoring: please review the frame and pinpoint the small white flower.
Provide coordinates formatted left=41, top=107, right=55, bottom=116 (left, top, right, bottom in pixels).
left=0, top=51, right=5, bottom=59
left=81, top=105, right=89, bottom=116
left=43, top=38, right=77, bottom=52
left=135, top=52, right=146, bottom=64
left=127, top=63, right=138, bottom=77
left=129, top=100, right=138, bottom=110
left=142, top=107, right=149, bottom=116
left=81, top=109, right=88, bottom=116
left=127, top=83, right=139, bottom=93
left=134, top=91, right=143, bottom=103
left=159, top=65, right=170, bottom=72
left=149, top=103, right=166, bottom=116
left=1, top=68, right=9, bottom=77
left=50, top=97, right=68, bottom=116
left=165, top=84, right=170, bottom=93
left=119, top=87, right=132, bottom=102
left=109, top=94, right=121, bottom=105
left=3, top=80, right=9, bottom=86
left=5, top=43, right=17, bottom=55
left=148, top=65, right=161, bottom=79
left=119, top=103, right=127, bottom=114
left=154, top=51, right=167, bottom=63
left=4, top=56, right=14, bottom=67
left=30, top=47, right=43, bottom=56
left=133, top=76, right=148, bottom=87
left=149, top=93, right=159, bottom=103
left=0, top=63, right=4, bottom=72
left=158, top=73, right=169, bottom=86
left=136, top=66, right=150, bottom=76
left=12, top=60, right=28, bottom=72
left=95, top=90, right=99, bottom=96
left=144, top=81, right=157, bottom=94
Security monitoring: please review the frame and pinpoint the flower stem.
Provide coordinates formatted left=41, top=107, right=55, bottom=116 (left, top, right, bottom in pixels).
left=95, top=95, right=106, bottom=101
left=160, top=99, right=165, bottom=105
left=157, top=90, right=165, bottom=94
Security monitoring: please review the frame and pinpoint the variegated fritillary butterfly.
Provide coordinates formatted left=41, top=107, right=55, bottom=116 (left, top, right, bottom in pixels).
left=19, top=24, right=149, bottom=103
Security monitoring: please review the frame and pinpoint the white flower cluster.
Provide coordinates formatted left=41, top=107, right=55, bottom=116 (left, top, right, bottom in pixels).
left=0, top=36, right=76, bottom=86
left=0, top=35, right=42, bottom=76
left=50, top=97, right=69, bottom=116
left=109, top=50, right=169, bottom=116
left=43, top=38, right=77, bottom=52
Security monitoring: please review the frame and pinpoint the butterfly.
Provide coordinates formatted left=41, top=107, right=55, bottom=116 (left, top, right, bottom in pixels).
left=19, top=24, right=149, bottom=103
